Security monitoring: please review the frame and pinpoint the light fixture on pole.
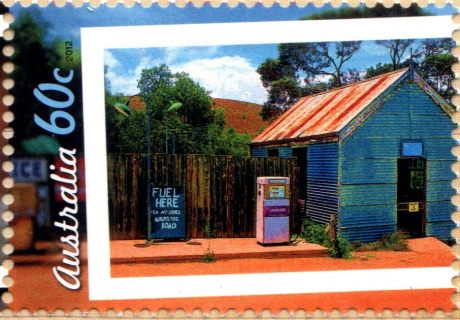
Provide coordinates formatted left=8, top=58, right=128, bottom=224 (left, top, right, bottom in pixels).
left=113, top=103, right=131, bottom=117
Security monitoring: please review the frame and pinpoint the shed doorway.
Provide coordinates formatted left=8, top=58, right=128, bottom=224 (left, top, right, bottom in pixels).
left=292, top=147, right=307, bottom=200
left=397, top=157, right=426, bottom=237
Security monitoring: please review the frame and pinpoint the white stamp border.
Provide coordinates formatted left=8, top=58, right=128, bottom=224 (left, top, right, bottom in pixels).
left=81, top=16, right=456, bottom=301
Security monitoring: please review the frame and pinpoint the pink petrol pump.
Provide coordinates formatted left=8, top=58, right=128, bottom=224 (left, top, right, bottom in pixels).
left=256, top=177, right=290, bottom=245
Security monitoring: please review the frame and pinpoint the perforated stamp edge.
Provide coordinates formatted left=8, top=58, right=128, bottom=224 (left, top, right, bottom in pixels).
left=0, top=0, right=459, bottom=318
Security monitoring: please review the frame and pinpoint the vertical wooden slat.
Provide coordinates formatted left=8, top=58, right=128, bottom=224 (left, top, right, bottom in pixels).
left=218, top=156, right=226, bottom=237
left=186, top=154, right=193, bottom=238
left=108, top=154, right=299, bottom=239
left=107, top=155, right=114, bottom=239
left=129, top=155, right=136, bottom=239
left=191, top=154, right=198, bottom=238
left=138, top=153, right=146, bottom=239
left=239, top=158, right=246, bottom=237
left=206, top=156, right=212, bottom=236
left=226, top=156, right=234, bottom=237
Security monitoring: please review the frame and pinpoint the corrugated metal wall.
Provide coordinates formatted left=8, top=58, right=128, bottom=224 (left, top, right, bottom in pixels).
left=412, top=85, right=456, bottom=240
left=251, top=147, right=268, bottom=157
left=279, top=146, right=293, bottom=158
left=340, top=82, right=455, bottom=242
left=252, top=146, right=292, bottom=158
left=306, top=143, right=339, bottom=224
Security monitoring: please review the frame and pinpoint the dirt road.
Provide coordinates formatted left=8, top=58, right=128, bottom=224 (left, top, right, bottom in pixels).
left=10, top=263, right=455, bottom=314
left=9, top=237, right=455, bottom=314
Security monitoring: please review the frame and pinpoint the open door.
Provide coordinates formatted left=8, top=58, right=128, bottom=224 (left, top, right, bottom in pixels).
left=397, top=157, right=426, bottom=237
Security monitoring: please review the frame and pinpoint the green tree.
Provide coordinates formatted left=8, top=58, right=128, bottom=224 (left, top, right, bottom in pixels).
left=418, top=52, right=456, bottom=101
left=106, top=64, right=252, bottom=156
left=365, top=63, right=395, bottom=79
left=416, top=39, right=455, bottom=101
left=257, top=58, right=294, bottom=88
left=375, top=39, right=414, bottom=70
left=257, top=3, right=429, bottom=121
left=258, top=41, right=361, bottom=121
left=257, top=58, right=301, bottom=120
left=137, top=65, right=214, bottom=154
left=279, top=41, right=362, bottom=87
left=206, top=108, right=251, bottom=156
left=420, top=38, right=454, bottom=57
left=364, top=38, right=455, bottom=101
left=260, top=77, right=303, bottom=120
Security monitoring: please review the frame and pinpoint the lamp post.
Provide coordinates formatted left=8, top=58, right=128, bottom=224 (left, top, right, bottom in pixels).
left=164, top=102, right=183, bottom=154
left=113, top=100, right=182, bottom=245
left=146, top=101, right=153, bottom=244
left=147, top=101, right=182, bottom=244
left=112, top=102, right=154, bottom=245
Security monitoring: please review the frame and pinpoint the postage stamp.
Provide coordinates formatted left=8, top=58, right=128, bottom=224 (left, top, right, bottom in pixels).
left=1, top=0, right=459, bottom=317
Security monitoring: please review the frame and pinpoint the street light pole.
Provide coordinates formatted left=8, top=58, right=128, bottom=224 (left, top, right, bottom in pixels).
left=164, top=102, right=183, bottom=155
left=112, top=102, right=154, bottom=244
left=112, top=101, right=181, bottom=244
left=165, top=127, right=168, bottom=154
left=147, top=101, right=182, bottom=243
left=147, top=102, right=153, bottom=242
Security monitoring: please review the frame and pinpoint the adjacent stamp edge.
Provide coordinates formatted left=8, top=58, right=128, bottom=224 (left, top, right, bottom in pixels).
left=1, top=0, right=459, bottom=318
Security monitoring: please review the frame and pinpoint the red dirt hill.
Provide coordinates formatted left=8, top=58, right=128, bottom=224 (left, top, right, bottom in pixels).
left=127, top=96, right=269, bottom=137
left=212, top=98, right=269, bottom=138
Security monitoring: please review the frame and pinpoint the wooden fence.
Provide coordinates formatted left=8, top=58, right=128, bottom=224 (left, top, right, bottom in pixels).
left=108, top=153, right=300, bottom=240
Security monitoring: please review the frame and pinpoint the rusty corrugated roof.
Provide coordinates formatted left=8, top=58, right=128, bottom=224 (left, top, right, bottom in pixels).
left=253, top=69, right=408, bottom=144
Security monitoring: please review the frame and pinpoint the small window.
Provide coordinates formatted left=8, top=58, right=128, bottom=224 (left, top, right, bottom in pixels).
left=401, top=141, right=423, bottom=157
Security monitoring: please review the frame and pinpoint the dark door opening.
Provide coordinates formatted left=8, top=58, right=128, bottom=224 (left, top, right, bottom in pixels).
left=292, top=147, right=307, bottom=234
left=292, top=147, right=307, bottom=200
left=397, top=157, right=426, bottom=237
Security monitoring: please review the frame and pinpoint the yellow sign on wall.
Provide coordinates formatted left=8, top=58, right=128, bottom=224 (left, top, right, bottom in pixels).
left=408, top=202, right=419, bottom=212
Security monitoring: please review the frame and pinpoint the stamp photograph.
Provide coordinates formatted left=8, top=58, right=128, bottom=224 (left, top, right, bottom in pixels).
left=2, top=1, right=459, bottom=317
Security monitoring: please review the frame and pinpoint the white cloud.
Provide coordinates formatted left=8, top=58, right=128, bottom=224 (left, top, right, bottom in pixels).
left=106, top=71, right=138, bottom=96
left=104, top=51, right=268, bottom=104
left=172, top=56, right=267, bottom=104
left=305, top=74, right=333, bottom=84
left=105, top=53, right=160, bottom=96
left=104, top=51, right=119, bottom=69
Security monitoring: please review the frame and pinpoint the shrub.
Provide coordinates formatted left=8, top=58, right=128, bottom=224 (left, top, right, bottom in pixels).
left=300, top=217, right=352, bottom=259
left=203, top=243, right=216, bottom=263
left=353, top=231, right=409, bottom=252
left=328, top=236, right=353, bottom=259
left=378, top=231, right=409, bottom=251
left=300, top=217, right=330, bottom=246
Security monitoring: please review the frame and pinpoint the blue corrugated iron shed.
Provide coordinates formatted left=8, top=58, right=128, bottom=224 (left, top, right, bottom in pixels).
left=251, top=68, right=455, bottom=242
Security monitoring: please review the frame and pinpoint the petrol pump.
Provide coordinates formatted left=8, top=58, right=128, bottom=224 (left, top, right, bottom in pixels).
left=256, top=177, right=290, bottom=245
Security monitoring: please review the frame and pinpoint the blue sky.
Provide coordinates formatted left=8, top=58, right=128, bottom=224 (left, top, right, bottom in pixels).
left=13, top=4, right=457, bottom=103
left=105, top=40, right=398, bottom=103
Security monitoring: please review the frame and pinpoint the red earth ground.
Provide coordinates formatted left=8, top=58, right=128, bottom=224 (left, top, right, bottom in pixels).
left=8, top=237, right=456, bottom=314
left=211, top=98, right=269, bottom=137
left=8, top=264, right=455, bottom=315
left=108, top=237, right=454, bottom=276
